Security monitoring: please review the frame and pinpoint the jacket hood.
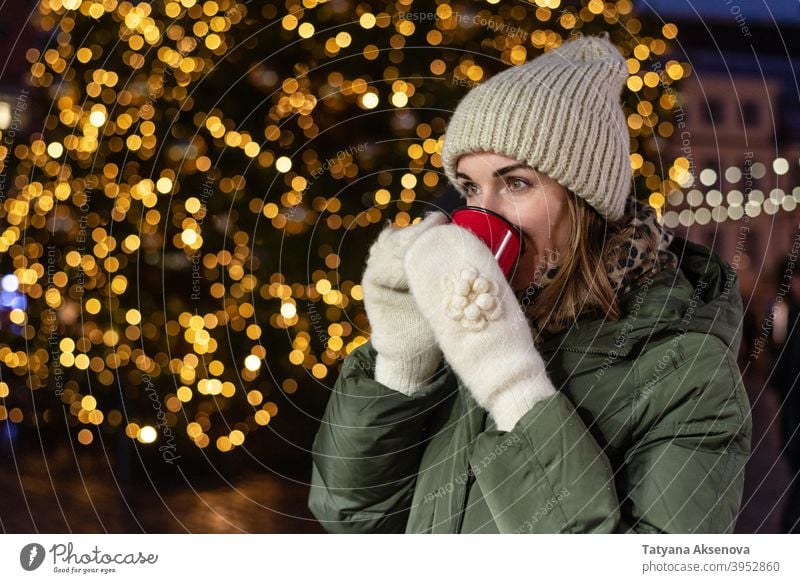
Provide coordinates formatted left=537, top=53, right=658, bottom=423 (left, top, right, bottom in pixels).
left=536, top=235, right=744, bottom=358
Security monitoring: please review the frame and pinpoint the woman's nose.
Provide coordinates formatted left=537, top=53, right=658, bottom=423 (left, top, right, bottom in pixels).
left=475, top=191, right=497, bottom=211
left=476, top=193, right=508, bottom=221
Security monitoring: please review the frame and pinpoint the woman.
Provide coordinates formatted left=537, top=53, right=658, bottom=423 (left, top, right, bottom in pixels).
left=308, top=34, right=752, bottom=533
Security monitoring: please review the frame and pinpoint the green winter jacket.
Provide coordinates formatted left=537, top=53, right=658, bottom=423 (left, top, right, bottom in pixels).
left=308, top=236, right=752, bottom=533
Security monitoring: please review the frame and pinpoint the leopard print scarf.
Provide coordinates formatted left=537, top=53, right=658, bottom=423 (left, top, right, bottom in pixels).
left=517, top=195, right=680, bottom=336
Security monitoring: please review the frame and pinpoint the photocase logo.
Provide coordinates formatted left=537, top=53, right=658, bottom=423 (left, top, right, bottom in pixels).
left=19, top=543, right=46, bottom=571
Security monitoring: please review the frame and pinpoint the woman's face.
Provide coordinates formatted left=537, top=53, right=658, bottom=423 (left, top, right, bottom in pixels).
left=455, top=152, right=572, bottom=293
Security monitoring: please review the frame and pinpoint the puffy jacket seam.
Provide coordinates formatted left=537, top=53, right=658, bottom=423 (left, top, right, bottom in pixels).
left=631, top=343, right=750, bottom=454
left=308, top=456, right=409, bottom=524
left=516, top=421, right=572, bottom=532
left=692, top=334, right=750, bottom=450
left=628, top=359, right=641, bottom=443
left=643, top=418, right=745, bottom=438
left=346, top=508, right=404, bottom=521
left=633, top=331, right=733, bottom=395
left=712, top=337, right=750, bottom=431
left=710, top=446, right=734, bottom=533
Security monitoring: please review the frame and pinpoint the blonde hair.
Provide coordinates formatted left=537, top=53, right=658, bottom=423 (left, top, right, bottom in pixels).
left=525, top=192, right=663, bottom=346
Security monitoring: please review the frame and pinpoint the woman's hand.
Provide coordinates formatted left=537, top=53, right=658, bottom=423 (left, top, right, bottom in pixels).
left=361, top=211, right=450, bottom=395
left=404, top=223, right=557, bottom=430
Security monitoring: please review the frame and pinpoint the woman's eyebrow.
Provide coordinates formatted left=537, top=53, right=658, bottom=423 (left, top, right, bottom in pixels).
left=455, top=164, right=533, bottom=182
left=494, top=163, right=531, bottom=176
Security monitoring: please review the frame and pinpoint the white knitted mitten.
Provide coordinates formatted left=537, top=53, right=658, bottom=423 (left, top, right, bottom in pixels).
left=404, top=223, right=557, bottom=430
left=361, top=211, right=450, bottom=395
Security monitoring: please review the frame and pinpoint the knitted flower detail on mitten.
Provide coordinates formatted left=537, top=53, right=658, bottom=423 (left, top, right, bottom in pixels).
left=442, top=267, right=502, bottom=331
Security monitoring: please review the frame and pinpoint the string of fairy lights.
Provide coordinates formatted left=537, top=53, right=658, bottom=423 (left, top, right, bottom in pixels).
left=1, top=0, right=782, bottom=455
left=660, top=158, right=800, bottom=228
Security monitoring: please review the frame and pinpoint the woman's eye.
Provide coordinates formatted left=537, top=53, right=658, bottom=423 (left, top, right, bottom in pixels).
left=506, top=178, right=530, bottom=192
left=459, top=183, right=479, bottom=199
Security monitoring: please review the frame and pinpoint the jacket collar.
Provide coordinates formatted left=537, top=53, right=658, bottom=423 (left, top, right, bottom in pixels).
left=536, top=236, right=744, bottom=358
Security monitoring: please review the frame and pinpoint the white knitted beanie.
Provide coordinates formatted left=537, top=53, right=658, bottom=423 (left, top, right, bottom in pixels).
left=441, top=33, right=631, bottom=222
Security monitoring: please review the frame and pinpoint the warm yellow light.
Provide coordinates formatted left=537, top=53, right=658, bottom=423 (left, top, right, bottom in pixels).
left=89, top=110, right=106, bottom=127
left=401, top=173, right=417, bottom=189
left=674, top=157, right=691, bottom=170
left=243, top=142, right=260, bottom=157
left=335, top=32, right=352, bottom=48
left=81, top=395, right=97, bottom=411
left=280, top=302, right=297, bottom=318
left=298, top=23, right=315, bottom=38
left=627, top=76, right=643, bottom=92
left=275, top=156, right=292, bottom=172
left=187, top=422, right=202, bottom=438
left=360, top=13, right=376, bottom=28
left=205, top=34, right=221, bottom=50
left=374, top=189, right=391, bottom=205
left=181, top=229, right=198, bottom=245
left=244, top=354, right=261, bottom=371
left=255, top=410, right=271, bottom=425
left=208, top=360, right=224, bottom=375
left=663, top=23, right=678, bottom=39
left=126, top=309, right=141, bottom=325
left=9, top=309, right=26, bottom=325
left=643, top=72, right=660, bottom=88
left=77, top=429, right=93, bottom=445
left=186, top=421, right=203, bottom=439
left=123, top=234, right=141, bottom=251
left=47, top=142, right=64, bottom=158
left=312, top=363, right=327, bottom=379
left=229, top=430, right=245, bottom=446
left=185, top=197, right=202, bottom=213
left=391, top=92, right=408, bottom=107
left=111, top=275, right=128, bottom=295
left=156, top=177, right=173, bottom=193
left=666, top=62, right=684, bottom=80
left=649, top=192, right=665, bottom=209
left=633, top=44, right=650, bottom=60
left=587, top=0, right=604, bottom=14
left=138, top=426, right=157, bottom=443
left=282, top=15, right=298, bottom=30
left=362, top=92, right=379, bottom=109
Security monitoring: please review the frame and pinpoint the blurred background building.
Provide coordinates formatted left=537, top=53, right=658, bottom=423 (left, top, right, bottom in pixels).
left=643, top=0, right=800, bottom=309
left=639, top=0, right=800, bottom=533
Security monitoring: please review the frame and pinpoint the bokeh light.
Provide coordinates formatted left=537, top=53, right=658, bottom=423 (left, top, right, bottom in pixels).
left=0, top=0, right=689, bottom=459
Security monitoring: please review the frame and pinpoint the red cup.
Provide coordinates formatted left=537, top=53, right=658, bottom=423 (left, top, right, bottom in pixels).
left=450, top=206, right=525, bottom=280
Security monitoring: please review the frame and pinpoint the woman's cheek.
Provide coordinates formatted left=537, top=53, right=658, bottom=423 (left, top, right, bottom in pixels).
left=510, top=249, right=538, bottom=292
